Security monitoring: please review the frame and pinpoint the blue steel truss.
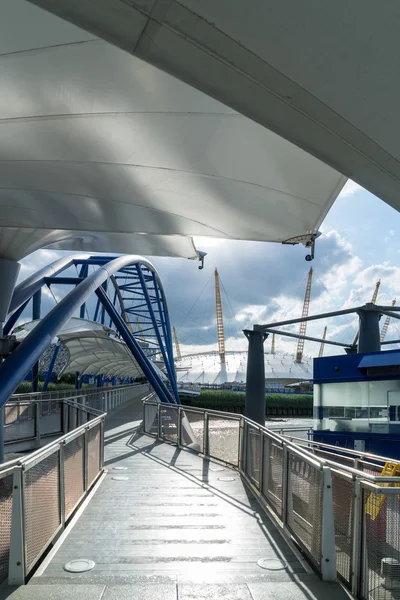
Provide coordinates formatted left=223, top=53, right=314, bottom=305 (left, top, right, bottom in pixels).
left=0, top=254, right=179, bottom=408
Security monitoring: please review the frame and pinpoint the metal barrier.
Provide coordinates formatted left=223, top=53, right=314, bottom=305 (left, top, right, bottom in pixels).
left=0, top=400, right=105, bottom=586
left=5, top=384, right=149, bottom=452
left=143, top=398, right=400, bottom=596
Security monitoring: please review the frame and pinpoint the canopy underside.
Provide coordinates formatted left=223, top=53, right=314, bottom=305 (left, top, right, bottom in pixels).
left=0, top=0, right=347, bottom=261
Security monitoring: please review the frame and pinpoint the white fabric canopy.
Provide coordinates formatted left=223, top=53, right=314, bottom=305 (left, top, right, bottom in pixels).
left=28, top=0, right=400, bottom=217
left=15, top=318, right=167, bottom=379
left=0, top=0, right=346, bottom=261
left=176, top=351, right=312, bottom=385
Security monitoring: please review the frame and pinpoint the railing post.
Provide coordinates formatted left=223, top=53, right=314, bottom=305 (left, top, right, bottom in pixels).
left=177, top=407, right=182, bottom=446
left=100, top=418, right=105, bottom=469
left=258, top=430, right=264, bottom=492
left=262, top=435, right=271, bottom=498
left=84, top=426, right=89, bottom=492
left=238, top=417, right=244, bottom=471
left=34, top=403, right=41, bottom=448
left=321, top=466, right=337, bottom=581
left=351, top=479, right=363, bottom=597
left=8, top=468, right=26, bottom=585
left=203, top=412, right=209, bottom=457
left=242, top=420, right=248, bottom=473
left=62, top=402, right=68, bottom=434
left=157, top=403, right=162, bottom=440
left=59, top=442, right=65, bottom=528
left=282, top=445, right=289, bottom=528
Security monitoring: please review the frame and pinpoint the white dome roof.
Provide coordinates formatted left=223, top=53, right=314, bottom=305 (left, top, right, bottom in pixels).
left=175, top=350, right=312, bottom=386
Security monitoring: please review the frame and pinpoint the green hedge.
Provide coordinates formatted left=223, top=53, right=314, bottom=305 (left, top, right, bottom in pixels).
left=184, top=390, right=312, bottom=409
left=14, top=382, right=78, bottom=394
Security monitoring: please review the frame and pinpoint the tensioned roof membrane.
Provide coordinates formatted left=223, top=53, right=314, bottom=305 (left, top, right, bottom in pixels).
left=30, top=0, right=400, bottom=218
left=14, top=318, right=166, bottom=379
left=176, top=351, right=312, bottom=385
left=0, top=0, right=346, bottom=261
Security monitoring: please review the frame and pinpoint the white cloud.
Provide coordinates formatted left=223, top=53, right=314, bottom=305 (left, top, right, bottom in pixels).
left=339, top=180, right=362, bottom=198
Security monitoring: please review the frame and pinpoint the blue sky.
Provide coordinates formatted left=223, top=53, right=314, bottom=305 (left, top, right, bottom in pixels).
left=20, top=180, right=400, bottom=359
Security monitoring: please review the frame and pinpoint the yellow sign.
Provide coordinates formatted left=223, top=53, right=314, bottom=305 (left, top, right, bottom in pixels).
left=365, top=462, right=400, bottom=520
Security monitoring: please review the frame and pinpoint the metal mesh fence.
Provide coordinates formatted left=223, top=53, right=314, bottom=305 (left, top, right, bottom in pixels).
left=181, top=410, right=204, bottom=453
left=160, top=405, right=179, bottom=443
left=87, top=424, right=101, bottom=488
left=208, top=416, right=240, bottom=465
left=263, top=440, right=283, bottom=518
left=24, top=451, right=60, bottom=573
left=0, top=475, right=13, bottom=584
left=64, top=436, right=85, bottom=520
left=286, top=452, right=323, bottom=569
left=68, top=406, right=78, bottom=431
left=144, top=403, right=158, bottom=434
left=360, top=488, right=400, bottom=600
left=40, top=402, right=62, bottom=436
left=332, top=472, right=354, bottom=587
left=4, top=403, right=35, bottom=441
left=245, top=425, right=261, bottom=486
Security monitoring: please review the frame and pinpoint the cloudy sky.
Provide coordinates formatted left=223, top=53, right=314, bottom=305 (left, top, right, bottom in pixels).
left=19, top=181, right=400, bottom=359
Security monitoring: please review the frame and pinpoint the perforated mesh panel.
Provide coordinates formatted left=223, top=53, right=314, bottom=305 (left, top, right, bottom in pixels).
left=0, top=475, right=13, bottom=584
left=87, top=425, right=101, bottom=487
left=208, top=416, right=240, bottom=465
left=24, top=451, right=60, bottom=573
left=160, top=405, right=179, bottom=443
left=332, top=473, right=354, bottom=588
left=64, top=436, right=85, bottom=519
left=286, top=453, right=323, bottom=569
left=4, top=403, right=34, bottom=441
left=69, top=407, right=78, bottom=431
left=245, top=426, right=261, bottom=486
left=182, top=410, right=204, bottom=453
left=263, top=441, right=283, bottom=518
left=40, top=402, right=62, bottom=435
left=360, top=488, right=400, bottom=600
left=144, top=403, right=158, bottom=434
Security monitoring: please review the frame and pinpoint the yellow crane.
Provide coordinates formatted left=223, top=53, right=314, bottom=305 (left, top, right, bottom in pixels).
left=136, top=316, right=145, bottom=340
left=381, top=298, right=396, bottom=342
left=352, top=280, right=381, bottom=347
left=318, top=326, right=327, bottom=358
left=295, top=267, right=313, bottom=363
left=214, top=268, right=226, bottom=363
left=173, top=326, right=182, bottom=360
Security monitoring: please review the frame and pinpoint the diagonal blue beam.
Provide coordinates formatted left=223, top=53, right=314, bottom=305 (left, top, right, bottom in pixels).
left=95, top=286, right=175, bottom=404
left=0, top=255, right=170, bottom=407
left=136, top=265, right=180, bottom=404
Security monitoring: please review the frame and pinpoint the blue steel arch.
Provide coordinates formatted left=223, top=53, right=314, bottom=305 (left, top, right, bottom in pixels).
left=0, top=254, right=179, bottom=408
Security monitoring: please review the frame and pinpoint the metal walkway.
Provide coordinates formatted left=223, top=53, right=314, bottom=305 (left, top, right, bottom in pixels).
left=4, top=402, right=348, bottom=599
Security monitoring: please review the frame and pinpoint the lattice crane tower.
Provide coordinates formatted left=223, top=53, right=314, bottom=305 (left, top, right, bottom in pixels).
left=318, top=326, right=327, bottom=358
left=173, top=326, right=182, bottom=360
left=136, top=316, right=145, bottom=340
left=381, top=298, right=396, bottom=342
left=295, top=267, right=313, bottom=363
left=214, top=268, right=226, bottom=363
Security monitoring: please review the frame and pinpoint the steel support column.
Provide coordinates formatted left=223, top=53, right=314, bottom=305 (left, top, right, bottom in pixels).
left=357, top=304, right=381, bottom=353
left=244, top=328, right=267, bottom=426
left=31, top=289, right=41, bottom=392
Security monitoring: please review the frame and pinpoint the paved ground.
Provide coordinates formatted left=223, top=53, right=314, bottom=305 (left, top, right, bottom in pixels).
left=1, top=402, right=348, bottom=599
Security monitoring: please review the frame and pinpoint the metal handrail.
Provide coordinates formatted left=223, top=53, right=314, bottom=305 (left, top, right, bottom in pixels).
left=9, top=382, right=143, bottom=402
left=280, top=433, right=395, bottom=465
left=143, top=397, right=400, bottom=593
left=146, top=399, right=400, bottom=484
left=3, top=396, right=106, bottom=586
